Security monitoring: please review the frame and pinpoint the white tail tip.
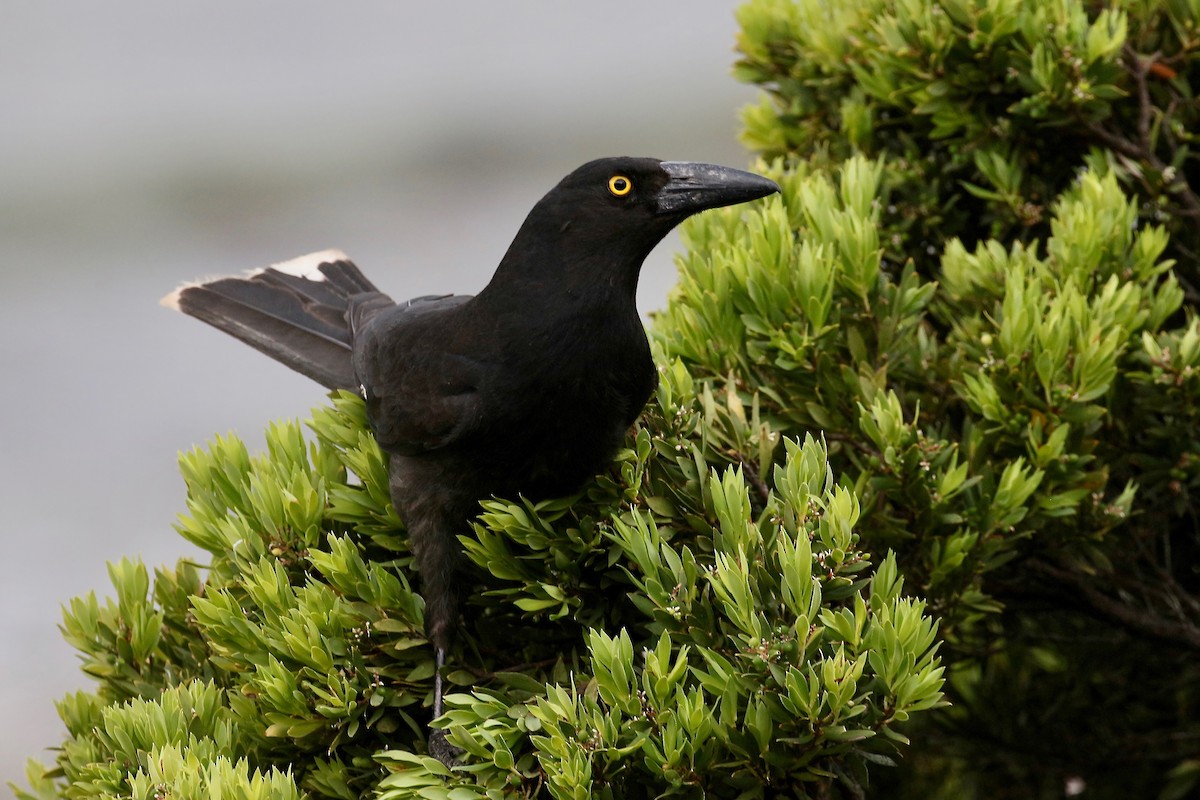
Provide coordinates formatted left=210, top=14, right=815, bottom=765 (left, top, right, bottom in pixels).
left=160, top=248, right=351, bottom=310
left=266, top=249, right=351, bottom=281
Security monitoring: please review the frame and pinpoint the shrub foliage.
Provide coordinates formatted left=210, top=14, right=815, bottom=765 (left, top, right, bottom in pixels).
left=727, top=0, right=1200, bottom=796
left=17, top=387, right=944, bottom=800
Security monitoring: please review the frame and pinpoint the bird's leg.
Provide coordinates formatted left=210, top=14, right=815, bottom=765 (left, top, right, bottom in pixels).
left=388, top=465, right=466, bottom=765
left=427, top=646, right=462, bottom=766
left=433, top=646, right=446, bottom=719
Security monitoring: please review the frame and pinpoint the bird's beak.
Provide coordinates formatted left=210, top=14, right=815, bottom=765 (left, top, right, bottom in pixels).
left=655, top=162, right=780, bottom=216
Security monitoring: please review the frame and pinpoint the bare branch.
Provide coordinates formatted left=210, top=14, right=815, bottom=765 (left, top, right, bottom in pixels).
left=1123, top=44, right=1158, bottom=153
left=1028, top=559, right=1200, bottom=651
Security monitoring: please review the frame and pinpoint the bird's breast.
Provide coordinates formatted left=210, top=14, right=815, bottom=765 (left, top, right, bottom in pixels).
left=468, top=310, right=656, bottom=498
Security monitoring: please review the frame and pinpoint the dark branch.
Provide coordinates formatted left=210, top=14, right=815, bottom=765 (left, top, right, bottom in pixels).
left=1124, top=45, right=1157, bottom=153
left=1081, top=48, right=1200, bottom=223
left=1028, top=559, right=1200, bottom=651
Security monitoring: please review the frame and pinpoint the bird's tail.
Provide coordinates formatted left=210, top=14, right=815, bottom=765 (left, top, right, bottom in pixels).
left=162, top=249, right=393, bottom=390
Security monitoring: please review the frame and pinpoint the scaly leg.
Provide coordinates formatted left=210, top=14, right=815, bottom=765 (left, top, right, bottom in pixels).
left=433, top=646, right=446, bottom=719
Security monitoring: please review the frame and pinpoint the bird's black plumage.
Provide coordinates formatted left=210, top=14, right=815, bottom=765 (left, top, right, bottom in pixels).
left=164, top=156, right=778, bottom=756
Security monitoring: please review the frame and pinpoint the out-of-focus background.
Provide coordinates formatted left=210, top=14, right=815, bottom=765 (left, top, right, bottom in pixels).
left=0, top=1, right=757, bottom=785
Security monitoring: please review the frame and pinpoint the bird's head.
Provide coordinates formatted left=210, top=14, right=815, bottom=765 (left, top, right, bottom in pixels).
left=550, top=156, right=779, bottom=226
left=494, top=157, right=780, bottom=296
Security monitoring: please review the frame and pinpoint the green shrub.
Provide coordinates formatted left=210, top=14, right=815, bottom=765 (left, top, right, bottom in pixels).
left=736, top=0, right=1200, bottom=297
left=717, top=0, right=1200, bottom=795
left=15, top=386, right=944, bottom=799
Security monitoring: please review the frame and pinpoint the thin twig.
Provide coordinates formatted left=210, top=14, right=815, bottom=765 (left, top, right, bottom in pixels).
left=1128, top=529, right=1200, bottom=620
left=1083, top=121, right=1145, bottom=162
left=1081, top=49, right=1200, bottom=222
left=1028, top=559, right=1200, bottom=651
left=1124, top=44, right=1158, bottom=152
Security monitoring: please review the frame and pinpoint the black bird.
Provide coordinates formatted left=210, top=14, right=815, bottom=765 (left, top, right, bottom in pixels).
left=163, top=157, right=778, bottom=753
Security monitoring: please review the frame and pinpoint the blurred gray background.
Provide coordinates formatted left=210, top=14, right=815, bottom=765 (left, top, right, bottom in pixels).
left=0, top=1, right=757, bottom=786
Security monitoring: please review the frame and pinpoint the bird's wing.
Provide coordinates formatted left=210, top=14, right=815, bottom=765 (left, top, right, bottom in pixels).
left=353, top=295, right=487, bottom=456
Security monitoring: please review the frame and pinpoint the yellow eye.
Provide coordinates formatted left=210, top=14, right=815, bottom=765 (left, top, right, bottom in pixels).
left=608, top=175, right=633, bottom=196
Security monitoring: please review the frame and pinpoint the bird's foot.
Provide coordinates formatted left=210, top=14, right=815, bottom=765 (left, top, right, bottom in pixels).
left=428, top=728, right=464, bottom=767
left=428, top=647, right=463, bottom=767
